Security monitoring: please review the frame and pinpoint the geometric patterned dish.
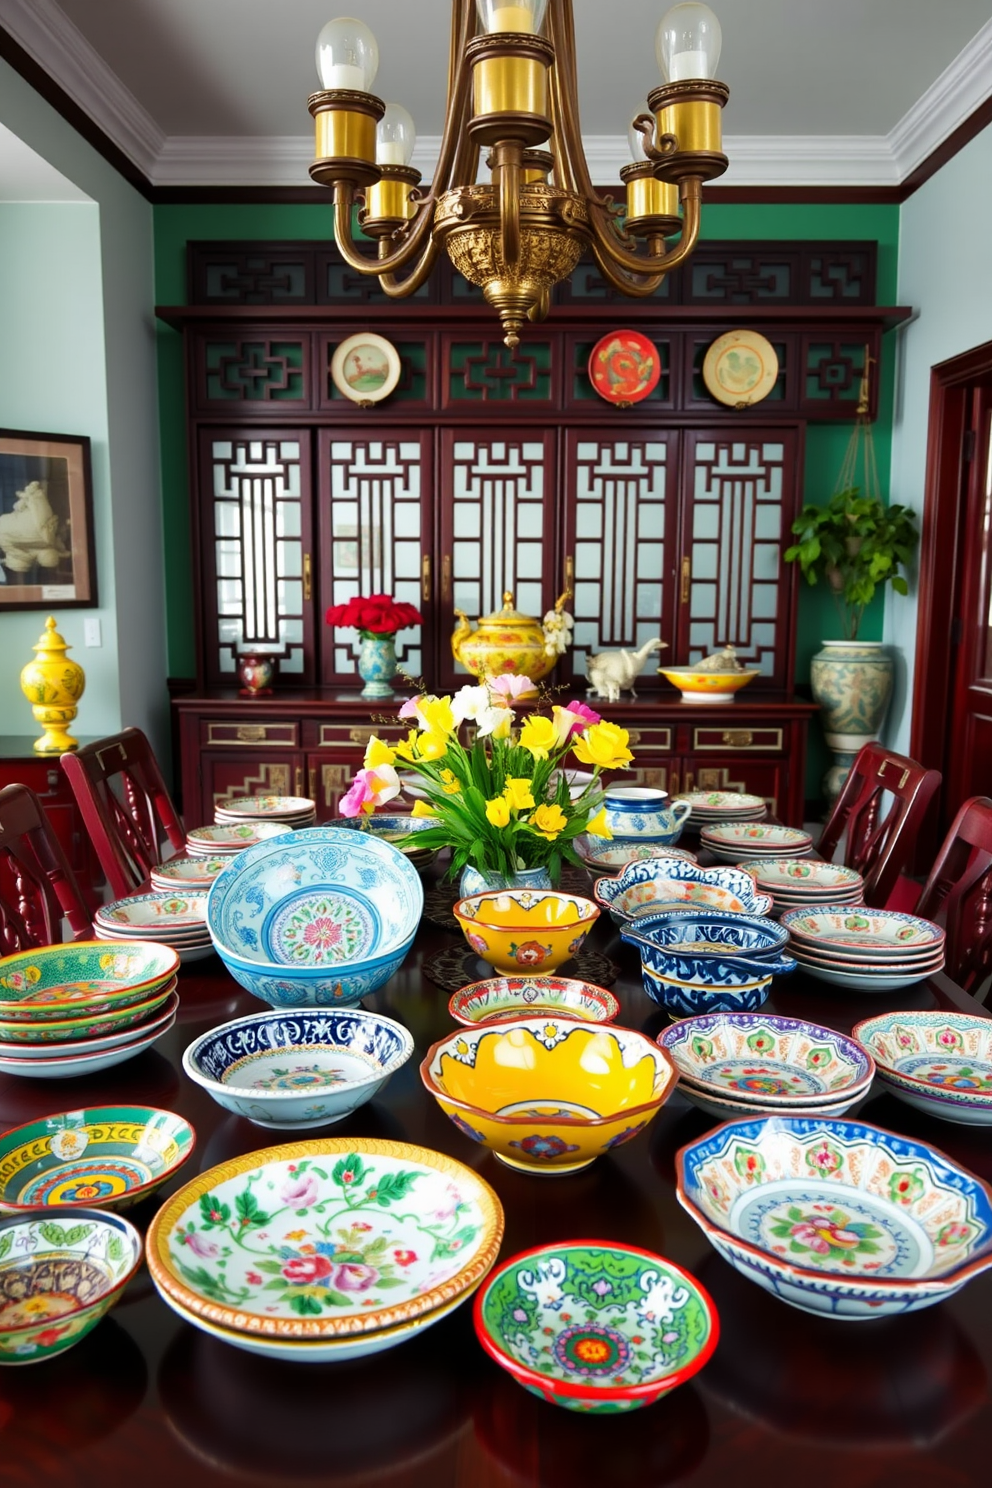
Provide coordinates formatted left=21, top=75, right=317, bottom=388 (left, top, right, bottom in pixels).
left=852, top=1012, right=992, bottom=1126
left=94, top=894, right=209, bottom=933
left=0, top=989, right=179, bottom=1060
left=474, top=1241, right=719, bottom=1412
left=448, top=976, right=620, bottom=1027
left=789, top=957, right=943, bottom=994
left=0, top=941, right=180, bottom=1021
left=658, top=1011, right=874, bottom=1107
left=145, top=1137, right=504, bottom=1340
left=452, top=890, right=599, bottom=977
left=0, top=980, right=176, bottom=1045
left=215, top=796, right=315, bottom=823
left=780, top=909, right=945, bottom=959
left=669, top=1078, right=867, bottom=1124
left=676, top=1115, right=992, bottom=1319
left=0, top=1106, right=195, bottom=1211
left=0, top=1208, right=143, bottom=1365
left=182, top=1007, right=415, bottom=1129
left=594, top=860, right=772, bottom=925
left=0, top=1004, right=179, bottom=1079
left=674, top=791, right=767, bottom=828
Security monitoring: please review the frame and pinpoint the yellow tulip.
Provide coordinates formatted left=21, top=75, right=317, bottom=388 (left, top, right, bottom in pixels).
left=364, top=735, right=396, bottom=769
left=585, top=807, right=613, bottom=839
left=439, top=768, right=462, bottom=795
left=394, top=728, right=421, bottom=762
left=530, top=803, right=568, bottom=840
left=485, top=796, right=512, bottom=828
left=418, top=731, right=449, bottom=762
left=419, top=696, right=456, bottom=737
left=572, top=721, right=634, bottom=770
left=503, top=777, right=536, bottom=812
left=519, top=715, right=558, bottom=760
left=411, top=799, right=437, bottom=818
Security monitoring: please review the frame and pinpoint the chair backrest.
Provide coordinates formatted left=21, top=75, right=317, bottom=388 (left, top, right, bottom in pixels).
left=0, top=783, right=93, bottom=950
left=61, top=728, right=185, bottom=900
left=916, top=795, right=992, bottom=998
left=817, top=742, right=941, bottom=908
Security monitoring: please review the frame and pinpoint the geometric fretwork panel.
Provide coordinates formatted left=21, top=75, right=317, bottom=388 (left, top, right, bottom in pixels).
left=570, top=437, right=673, bottom=683
left=688, top=439, right=787, bottom=680
left=211, top=438, right=306, bottom=676
left=449, top=437, right=552, bottom=669
left=323, top=438, right=425, bottom=681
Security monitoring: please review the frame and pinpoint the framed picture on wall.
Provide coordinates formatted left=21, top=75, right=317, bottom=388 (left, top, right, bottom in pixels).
left=0, top=429, right=97, bottom=608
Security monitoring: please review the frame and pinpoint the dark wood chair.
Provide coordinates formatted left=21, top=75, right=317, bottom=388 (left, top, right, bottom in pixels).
left=0, top=783, right=93, bottom=951
left=916, top=795, right=992, bottom=1000
left=817, top=742, right=941, bottom=909
left=61, top=728, right=185, bottom=900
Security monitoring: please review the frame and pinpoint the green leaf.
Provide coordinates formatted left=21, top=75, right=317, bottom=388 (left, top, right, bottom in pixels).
left=333, top=1154, right=368, bottom=1189
left=289, top=1292, right=324, bottom=1317
left=199, top=1193, right=231, bottom=1227
left=322, top=1289, right=352, bottom=1307
left=107, top=1234, right=124, bottom=1263
left=313, top=1167, right=329, bottom=1180
left=373, top=1170, right=420, bottom=1206
left=39, top=1221, right=94, bottom=1248
left=256, top=1260, right=285, bottom=1275
left=263, top=1277, right=289, bottom=1290
left=0, top=1232, right=11, bottom=1262
left=375, top=1275, right=406, bottom=1289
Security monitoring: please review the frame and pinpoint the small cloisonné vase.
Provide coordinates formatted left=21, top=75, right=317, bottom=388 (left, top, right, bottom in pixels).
left=237, top=652, right=275, bottom=696
left=357, top=632, right=398, bottom=698
left=459, top=864, right=554, bottom=899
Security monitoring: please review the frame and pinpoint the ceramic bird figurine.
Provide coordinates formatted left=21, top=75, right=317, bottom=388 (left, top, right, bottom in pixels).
left=692, top=644, right=745, bottom=673
left=586, top=638, right=668, bottom=702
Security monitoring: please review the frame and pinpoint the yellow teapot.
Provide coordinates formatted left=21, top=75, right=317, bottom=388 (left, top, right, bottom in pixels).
left=451, top=590, right=572, bottom=682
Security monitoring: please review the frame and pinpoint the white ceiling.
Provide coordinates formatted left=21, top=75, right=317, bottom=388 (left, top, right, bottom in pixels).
left=2, top=0, right=992, bottom=186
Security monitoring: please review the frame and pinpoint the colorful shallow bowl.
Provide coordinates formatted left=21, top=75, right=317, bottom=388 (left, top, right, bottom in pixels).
left=622, top=910, right=796, bottom=1018
left=150, top=855, right=230, bottom=889
left=452, top=890, right=599, bottom=976
left=575, top=839, right=698, bottom=875
left=781, top=908, right=945, bottom=959
left=657, top=667, right=761, bottom=702
left=595, top=860, right=772, bottom=926
left=186, top=822, right=291, bottom=855
left=146, top=1137, right=504, bottom=1340
left=0, top=1208, right=142, bottom=1364
left=474, top=1241, right=718, bottom=1412
left=659, top=1012, right=875, bottom=1108
left=701, top=823, right=813, bottom=861
left=448, top=976, right=620, bottom=1027
left=0, top=1004, right=178, bottom=1080
left=421, top=1018, right=678, bottom=1175
left=0, top=978, right=176, bottom=1045
left=0, top=990, right=179, bottom=1061
left=0, top=941, right=179, bottom=1021
left=0, top=1105, right=195, bottom=1210
left=676, top=1115, right=992, bottom=1319
left=182, top=1007, right=415, bottom=1129
left=852, top=1011, right=992, bottom=1126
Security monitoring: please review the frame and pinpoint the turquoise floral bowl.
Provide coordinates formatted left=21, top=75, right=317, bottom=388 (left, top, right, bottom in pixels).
left=473, top=1240, right=718, bottom=1412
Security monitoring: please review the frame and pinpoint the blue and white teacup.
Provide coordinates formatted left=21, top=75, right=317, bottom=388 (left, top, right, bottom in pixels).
left=603, top=788, right=692, bottom=845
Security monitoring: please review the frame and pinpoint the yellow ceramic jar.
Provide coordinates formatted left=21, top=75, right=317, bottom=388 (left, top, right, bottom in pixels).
left=452, top=889, right=599, bottom=975
left=19, top=615, right=86, bottom=753
left=451, top=590, right=571, bottom=682
left=421, top=1018, right=678, bottom=1175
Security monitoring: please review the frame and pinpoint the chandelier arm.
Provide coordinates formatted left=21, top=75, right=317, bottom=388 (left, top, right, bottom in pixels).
left=376, top=236, right=442, bottom=298
left=546, top=1, right=590, bottom=199
left=585, top=178, right=702, bottom=279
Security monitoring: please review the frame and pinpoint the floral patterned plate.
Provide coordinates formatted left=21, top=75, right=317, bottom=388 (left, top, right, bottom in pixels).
left=448, top=976, right=620, bottom=1027
left=186, top=822, right=291, bottom=855
left=852, top=1012, right=992, bottom=1126
left=215, top=796, right=315, bottom=821
left=700, top=824, right=813, bottom=854
left=474, top=1241, right=718, bottom=1412
left=575, top=839, right=698, bottom=874
left=151, top=856, right=230, bottom=889
left=0, top=942, right=179, bottom=1021
left=95, top=893, right=208, bottom=933
left=780, top=909, right=944, bottom=959
left=145, top=1137, right=504, bottom=1339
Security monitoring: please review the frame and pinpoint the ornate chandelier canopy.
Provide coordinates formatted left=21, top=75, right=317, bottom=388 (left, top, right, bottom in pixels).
left=308, top=2, right=728, bottom=347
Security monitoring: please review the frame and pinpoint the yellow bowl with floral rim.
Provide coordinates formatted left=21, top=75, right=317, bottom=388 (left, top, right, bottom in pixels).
left=657, top=667, right=761, bottom=703
left=452, top=890, right=599, bottom=975
left=421, top=1018, right=678, bottom=1175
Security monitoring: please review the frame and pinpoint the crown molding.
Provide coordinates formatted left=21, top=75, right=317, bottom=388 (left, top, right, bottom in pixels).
left=889, top=17, right=992, bottom=180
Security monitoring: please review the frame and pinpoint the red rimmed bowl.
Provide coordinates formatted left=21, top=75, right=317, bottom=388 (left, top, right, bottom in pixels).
left=448, top=976, right=619, bottom=1027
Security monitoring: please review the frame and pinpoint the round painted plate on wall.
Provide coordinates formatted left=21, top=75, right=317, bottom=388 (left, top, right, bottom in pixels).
left=330, top=332, right=402, bottom=405
left=588, top=330, right=661, bottom=406
left=702, top=329, right=779, bottom=407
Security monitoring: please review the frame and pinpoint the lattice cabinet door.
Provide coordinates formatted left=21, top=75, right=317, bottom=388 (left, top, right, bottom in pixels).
left=437, top=429, right=559, bottom=689
left=675, top=428, right=802, bottom=690
left=317, top=431, right=433, bottom=687
left=560, top=431, right=681, bottom=691
left=198, top=429, right=315, bottom=686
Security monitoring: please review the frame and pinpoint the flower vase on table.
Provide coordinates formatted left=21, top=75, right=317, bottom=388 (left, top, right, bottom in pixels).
left=324, top=593, right=424, bottom=701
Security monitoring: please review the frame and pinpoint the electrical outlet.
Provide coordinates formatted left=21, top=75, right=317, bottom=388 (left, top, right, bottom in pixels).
left=83, top=618, right=102, bottom=647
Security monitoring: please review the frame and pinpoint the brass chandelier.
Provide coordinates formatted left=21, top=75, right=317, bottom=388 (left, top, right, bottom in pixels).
left=308, top=2, right=728, bottom=347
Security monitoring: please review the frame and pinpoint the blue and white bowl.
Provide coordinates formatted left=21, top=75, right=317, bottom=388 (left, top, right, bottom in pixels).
left=621, top=909, right=795, bottom=1018
left=207, top=827, right=423, bottom=1009
left=595, top=860, right=773, bottom=926
left=603, top=789, right=692, bottom=845
left=676, top=1115, right=992, bottom=1319
left=182, top=1007, right=414, bottom=1129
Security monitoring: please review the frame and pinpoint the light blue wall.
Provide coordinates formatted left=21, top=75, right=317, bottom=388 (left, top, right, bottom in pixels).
left=0, top=58, right=165, bottom=752
left=887, top=119, right=992, bottom=752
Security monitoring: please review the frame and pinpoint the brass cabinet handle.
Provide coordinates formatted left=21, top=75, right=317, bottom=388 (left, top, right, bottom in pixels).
left=422, top=553, right=432, bottom=603
left=442, top=554, right=452, bottom=602
left=295, top=766, right=304, bottom=797
left=564, top=554, right=574, bottom=590
left=308, top=766, right=317, bottom=801
left=303, top=553, right=312, bottom=602
left=722, top=730, right=754, bottom=748
left=680, top=556, right=691, bottom=604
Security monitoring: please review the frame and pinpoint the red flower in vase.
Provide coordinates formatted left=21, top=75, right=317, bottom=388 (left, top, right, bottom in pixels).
left=325, top=594, right=423, bottom=635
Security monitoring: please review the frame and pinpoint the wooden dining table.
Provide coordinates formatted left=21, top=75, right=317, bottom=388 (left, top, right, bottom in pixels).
left=1, top=846, right=990, bottom=1488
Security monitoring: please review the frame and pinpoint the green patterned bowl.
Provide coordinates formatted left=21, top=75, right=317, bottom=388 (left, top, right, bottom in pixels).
left=0, top=980, right=176, bottom=1044
left=0, top=1208, right=142, bottom=1365
left=0, top=942, right=179, bottom=1021
left=473, top=1241, right=718, bottom=1412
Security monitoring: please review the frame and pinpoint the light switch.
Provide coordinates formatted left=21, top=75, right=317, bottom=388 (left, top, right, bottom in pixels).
left=84, top=618, right=102, bottom=647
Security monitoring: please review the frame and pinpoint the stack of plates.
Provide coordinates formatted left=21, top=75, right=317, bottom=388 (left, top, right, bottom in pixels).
left=675, top=790, right=768, bottom=829
left=146, top=1137, right=504, bottom=1362
left=658, top=1010, right=875, bottom=1121
left=780, top=907, right=946, bottom=991
left=700, top=822, right=813, bottom=864
left=0, top=940, right=179, bottom=1079
left=185, top=820, right=292, bottom=858
left=95, top=892, right=213, bottom=963
left=326, top=814, right=437, bottom=871
left=214, top=795, right=317, bottom=830
left=738, top=858, right=864, bottom=916
left=151, top=855, right=230, bottom=891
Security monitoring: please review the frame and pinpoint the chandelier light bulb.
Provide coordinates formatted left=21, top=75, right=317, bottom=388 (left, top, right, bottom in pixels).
left=627, top=103, right=652, bottom=162
left=376, top=103, right=416, bottom=166
left=316, top=17, right=380, bottom=92
left=476, top=0, right=548, bottom=35
left=656, top=3, right=722, bottom=82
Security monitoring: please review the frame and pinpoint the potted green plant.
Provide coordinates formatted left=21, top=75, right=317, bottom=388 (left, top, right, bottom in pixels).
left=784, top=486, right=919, bottom=800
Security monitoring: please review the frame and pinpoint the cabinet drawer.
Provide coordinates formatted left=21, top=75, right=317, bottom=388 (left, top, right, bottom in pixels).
left=317, top=722, right=407, bottom=748
left=692, top=727, right=784, bottom=752
left=624, top=727, right=673, bottom=753
left=203, top=721, right=300, bottom=748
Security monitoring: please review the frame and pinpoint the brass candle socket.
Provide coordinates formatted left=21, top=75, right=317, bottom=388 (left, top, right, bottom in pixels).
left=309, top=89, right=386, bottom=189
left=620, top=163, right=681, bottom=239
left=645, top=80, right=729, bottom=184
left=361, top=165, right=423, bottom=236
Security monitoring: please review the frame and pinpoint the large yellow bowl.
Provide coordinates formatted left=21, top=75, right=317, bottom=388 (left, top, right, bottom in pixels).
left=657, top=667, right=761, bottom=703
left=452, top=890, right=599, bottom=975
left=421, top=1018, right=678, bottom=1175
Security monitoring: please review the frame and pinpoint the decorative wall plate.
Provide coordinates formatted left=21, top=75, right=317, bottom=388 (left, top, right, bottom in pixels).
left=702, top=330, right=778, bottom=408
left=331, top=333, right=402, bottom=405
left=588, top=331, right=661, bottom=406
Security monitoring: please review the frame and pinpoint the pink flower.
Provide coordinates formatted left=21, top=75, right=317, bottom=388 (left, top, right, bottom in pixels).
left=559, top=700, right=601, bottom=737
left=180, top=1229, right=219, bottom=1260
left=339, top=764, right=401, bottom=817
left=334, top=1262, right=379, bottom=1292
left=398, top=697, right=421, bottom=719
left=280, top=1172, right=320, bottom=1208
left=340, top=773, right=375, bottom=817
left=489, top=674, right=538, bottom=701
left=246, top=1271, right=263, bottom=1285
left=283, top=1254, right=333, bottom=1284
